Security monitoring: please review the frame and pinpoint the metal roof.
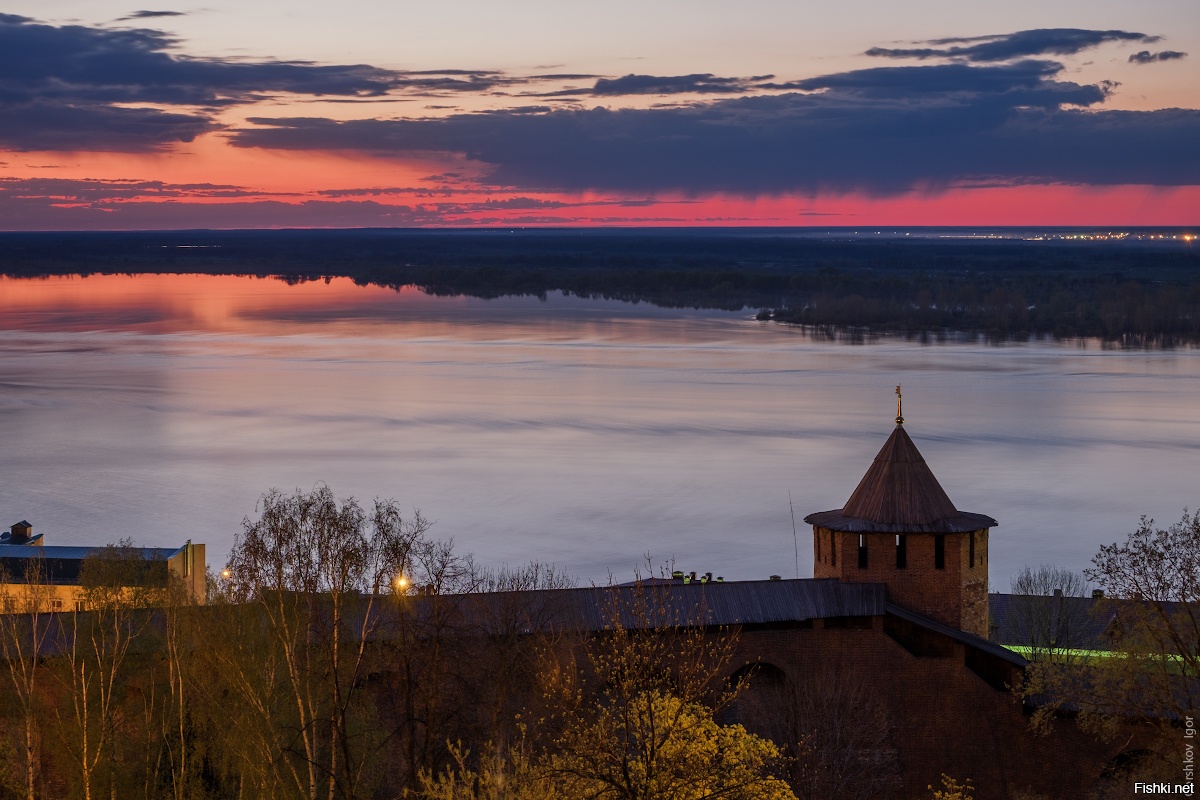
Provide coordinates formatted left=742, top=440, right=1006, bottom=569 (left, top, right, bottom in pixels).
left=887, top=601, right=1028, bottom=667
left=402, top=578, right=888, bottom=636
left=804, top=424, right=997, bottom=533
left=0, top=545, right=185, bottom=586
left=987, top=592, right=1198, bottom=653
left=0, top=545, right=185, bottom=561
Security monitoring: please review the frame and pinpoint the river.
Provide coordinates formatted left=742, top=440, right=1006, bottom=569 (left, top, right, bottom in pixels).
left=1, top=273, right=1197, bottom=588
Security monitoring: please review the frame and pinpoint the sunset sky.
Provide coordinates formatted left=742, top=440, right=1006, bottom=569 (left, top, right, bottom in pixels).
left=1, top=1, right=1197, bottom=228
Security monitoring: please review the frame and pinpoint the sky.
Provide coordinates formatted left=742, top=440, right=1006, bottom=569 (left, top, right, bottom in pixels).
left=0, top=1, right=1197, bottom=228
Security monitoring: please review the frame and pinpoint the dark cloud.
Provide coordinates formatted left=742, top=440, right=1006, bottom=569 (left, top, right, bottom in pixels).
left=0, top=16, right=532, bottom=151
left=0, top=177, right=448, bottom=229
left=0, top=103, right=215, bottom=151
left=1129, top=50, right=1188, bottom=64
left=536, top=72, right=776, bottom=98
left=232, top=54, right=1199, bottom=195
left=0, top=177, right=678, bottom=229
left=0, top=15, right=409, bottom=150
left=591, top=73, right=766, bottom=96
left=0, top=176, right=276, bottom=202
left=772, top=60, right=1109, bottom=108
left=867, top=28, right=1159, bottom=62
left=118, top=10, right=187, bottom=20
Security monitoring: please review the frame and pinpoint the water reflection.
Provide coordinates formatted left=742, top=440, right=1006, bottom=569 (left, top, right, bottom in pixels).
left=0, top=274, right=1198, bottom=589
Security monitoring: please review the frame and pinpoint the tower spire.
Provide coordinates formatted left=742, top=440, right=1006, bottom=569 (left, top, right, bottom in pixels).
left=895, top=384, right=904, bottom=425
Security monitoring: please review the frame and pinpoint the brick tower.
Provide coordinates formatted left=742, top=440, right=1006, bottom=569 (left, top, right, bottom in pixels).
left=804, top=390, right=996, bottom=637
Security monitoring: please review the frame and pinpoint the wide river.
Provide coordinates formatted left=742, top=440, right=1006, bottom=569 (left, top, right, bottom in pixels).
left=1, top=274, right=1198, bottom=589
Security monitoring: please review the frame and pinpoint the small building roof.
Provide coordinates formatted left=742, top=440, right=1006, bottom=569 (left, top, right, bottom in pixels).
left=0, top=544, right=187, bottom=586
left=804, top=423, right=997, bottom=533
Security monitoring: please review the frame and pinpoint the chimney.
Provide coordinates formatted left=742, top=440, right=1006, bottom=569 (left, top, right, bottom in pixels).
left=8, top=520, right=32, bottom=545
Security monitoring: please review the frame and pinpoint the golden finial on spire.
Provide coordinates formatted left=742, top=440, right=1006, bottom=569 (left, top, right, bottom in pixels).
left=895, top=384, right=904, bottom=425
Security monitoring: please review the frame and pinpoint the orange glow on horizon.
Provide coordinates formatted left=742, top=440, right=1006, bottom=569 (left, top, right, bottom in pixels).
left=0, top=274, right=447, bottom=335
left=2, top=135, right=1197, bottom=228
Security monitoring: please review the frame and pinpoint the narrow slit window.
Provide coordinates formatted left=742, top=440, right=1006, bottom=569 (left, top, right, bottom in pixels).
left=816, top=530, right=822, bottom=561
left=934, top=535, right=945, bottom=570
left=896, top=534, right=907, bottom=569
left=857, top=534, right=868, bottom=569
left=969, top=531, right=975, bottom=568
left=831, top=533, right=836, bottom=567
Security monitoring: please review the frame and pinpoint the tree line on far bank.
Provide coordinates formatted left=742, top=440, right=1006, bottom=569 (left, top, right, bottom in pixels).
left=3, top=229, right=1200, bottom=345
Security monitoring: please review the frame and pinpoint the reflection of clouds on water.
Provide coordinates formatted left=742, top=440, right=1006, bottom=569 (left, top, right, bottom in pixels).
left=0, top=274, right=1198, bottom=587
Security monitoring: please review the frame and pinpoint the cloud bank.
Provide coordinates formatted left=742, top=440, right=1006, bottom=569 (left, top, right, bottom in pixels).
left=233, top=48, right=1198, bottom=195
left=865, top=29, right=1159, bottom=62
left=0, top=14, right=547, bottom=151
left=1, top=17, right=1194, bottom=200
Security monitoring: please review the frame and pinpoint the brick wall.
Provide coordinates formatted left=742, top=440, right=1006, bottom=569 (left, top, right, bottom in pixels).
left=724, top=618, right=1119, bottom=800
left=812, top=525, right=990, bottom=637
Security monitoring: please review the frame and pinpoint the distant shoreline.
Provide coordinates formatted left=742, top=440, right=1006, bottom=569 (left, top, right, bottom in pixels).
left=2, top=228, right=1198, bottom=344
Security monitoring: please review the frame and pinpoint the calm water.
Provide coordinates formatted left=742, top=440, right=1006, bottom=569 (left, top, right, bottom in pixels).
left=1, top=274, right=1198, bottom=588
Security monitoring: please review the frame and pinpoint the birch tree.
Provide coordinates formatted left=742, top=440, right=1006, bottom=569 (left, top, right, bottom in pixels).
left=53, top=541, right=159, bottom=800
left=0, top=556, right=54, bottom=800
left=219, top=485, right=431, bottom=800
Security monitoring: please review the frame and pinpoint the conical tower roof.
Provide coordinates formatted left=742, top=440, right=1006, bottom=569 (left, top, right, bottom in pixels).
left=842, top=425, right=958, bottom=524
left=804, top=424, right=997, bottom=533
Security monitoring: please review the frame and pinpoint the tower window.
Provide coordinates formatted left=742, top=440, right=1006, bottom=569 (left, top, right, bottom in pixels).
left=831, top=533, right=836, bottom=567
left=896, top=534, right=907, bottom=569
left=857, top=534, right=868, bottom=569
left=816, top=530, right=822, bottom=561
left=934, top=535, right=945, bottom=570
left=969, top=531, right=975, bottom=568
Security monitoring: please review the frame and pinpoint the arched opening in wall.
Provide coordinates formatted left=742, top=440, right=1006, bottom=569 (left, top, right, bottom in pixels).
left=722, top=661, right=790, bottom=743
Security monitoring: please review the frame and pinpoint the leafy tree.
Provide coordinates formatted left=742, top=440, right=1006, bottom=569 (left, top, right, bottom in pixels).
left=928, top=774, right=973, bottom=800
left=1020, top=511, right=1199, bottom=789
left=545, top=690, right=795, bottom=800
left=1088, top=511, right=1200, bottom=688
left=535, top=585, right=795, bottom=800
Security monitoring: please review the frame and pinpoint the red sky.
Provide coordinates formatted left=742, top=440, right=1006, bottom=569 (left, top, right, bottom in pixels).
left=0, top=7, right=1197, bottom=228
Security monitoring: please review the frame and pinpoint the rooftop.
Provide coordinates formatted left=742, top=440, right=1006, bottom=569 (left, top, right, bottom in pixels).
left=804, top=423, right=997, bottom=533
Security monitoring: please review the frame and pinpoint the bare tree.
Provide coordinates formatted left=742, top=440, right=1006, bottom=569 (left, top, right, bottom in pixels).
left=1084, top=510, right=1200, bottom=720
left=52, top=541, right=160, bottom=800
left=219, top=485, right=431, bottom=800
left=0, top=556, right=54, bottom=800
left=1007, top=564, right=1092, bottom=662
left=1018, top=512, right=1200, bottom=789
left=784, top=666, right=902, bottom=800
